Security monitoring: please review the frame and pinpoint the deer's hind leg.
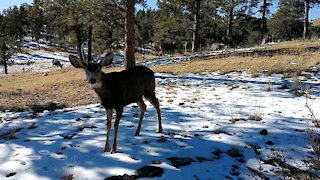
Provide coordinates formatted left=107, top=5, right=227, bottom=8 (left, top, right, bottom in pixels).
left=144, top=93, right=162, bottom=133
left=135, top=99, right=147, bottom=136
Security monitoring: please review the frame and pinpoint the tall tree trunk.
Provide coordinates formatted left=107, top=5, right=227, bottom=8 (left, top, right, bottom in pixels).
left=192, top=0, right=201, bottom=53
left=227, top=0, right=234, bottom=37
left=4, top=59, right=8, bottom=74
left=125, top=0, right=136, bottom=69
left=1, top=44, right=8, bottom=74
left=303, top=0, right=310, bottom=40
left=260, top=0, right=268, bottom=43
left=212, top=5, right=217, bottom=40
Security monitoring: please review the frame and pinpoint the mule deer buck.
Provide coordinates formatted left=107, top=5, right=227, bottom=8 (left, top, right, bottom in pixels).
left=69, top=26, right=162, bottom=153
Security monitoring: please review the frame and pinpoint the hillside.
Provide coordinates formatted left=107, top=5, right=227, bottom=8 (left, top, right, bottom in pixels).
left=1, top=39, right=320, bottom=111
left=312, top=18, right=320, bottom=26
left=0, top=41, right=320, bottom=179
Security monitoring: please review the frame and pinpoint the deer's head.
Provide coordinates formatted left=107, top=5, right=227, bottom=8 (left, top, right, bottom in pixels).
left=69, top=25, right=113, bottom=88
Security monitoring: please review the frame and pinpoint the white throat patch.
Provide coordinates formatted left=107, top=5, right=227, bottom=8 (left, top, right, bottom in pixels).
left=90, top=82, right=102, bottom=89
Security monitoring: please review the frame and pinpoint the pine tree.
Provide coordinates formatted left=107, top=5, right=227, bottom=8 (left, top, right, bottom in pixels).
left=29, top=0, right=45, bottom=47
left=304, top=0, right=320, bottom=39
left=269, top=0, right=304, bottom=41
left=259, top=0, right=272, bottom=43
left=0, top=13, right=21, bottom=74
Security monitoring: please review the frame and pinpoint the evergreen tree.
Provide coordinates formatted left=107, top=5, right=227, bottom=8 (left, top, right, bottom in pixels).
left=200, top=0, right=226, bottom=46
left=29, top=0, right=45, bottom=47
left=136, top=9, right=156, bottom=48
left=269, top=0, right=304, bottom=41
left=220, top=0, right=259, bottom=47
left=2, top=6, right=26, bottom=47
left=0, top=13, right=22, bottom=74
left=304, top=0, right=320, bottom=39
left=154, top=0, right=192, bottom=53
left=259, top=0, right=272, bottom=43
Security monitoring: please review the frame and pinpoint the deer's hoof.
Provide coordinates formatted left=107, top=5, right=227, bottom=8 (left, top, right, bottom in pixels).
left=134, top=132, right=140, bottom=136
left=103, top=147, right=110, bottom=153
left=111, top=149, right=117, bottom=154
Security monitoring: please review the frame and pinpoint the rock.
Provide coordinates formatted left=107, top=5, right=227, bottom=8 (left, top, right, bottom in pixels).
left=266, top=140, right=274, bottom=145
left=135, top=166, right=164, bottom=178
left=248, top=115, right=262, bottom=121
left=194, top=134, right=200, bottom=138
left=62, top=174, right=73, bottom=180
left=278, top=84, right=289, bottom=89
left=152, top=160, right=163, bottom=164
left=259, top=129, right=268, bottom=135
left=142, top=140, right=150, bottom=144
left=196, top=156, right=213, bottom=162
left=226, top=148, right=244, bottom=158
left=158, top=136, right=167, bottom=143
left=6, top=172, right=16, bottom=177
left=212, top=149, right=223, bottom=158
left=105, top=174, right=136, bottom=180
left=167, top=157, right=194, bottom=168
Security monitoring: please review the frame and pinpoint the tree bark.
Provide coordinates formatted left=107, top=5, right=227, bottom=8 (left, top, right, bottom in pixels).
left=4, top=59, right=8, bottom=74
left=303, top=0, right=310, bottom=40
left=226, top=0, right=234, bottom=37
left=192, top=0, right=201, bottom=53
left=260, top=0, right=268, bottom=43
left=124, top=0, right=136, bottom=69
left=1, top=44, right=8, bottom=74
left=212, top=5, right=217, bottom=39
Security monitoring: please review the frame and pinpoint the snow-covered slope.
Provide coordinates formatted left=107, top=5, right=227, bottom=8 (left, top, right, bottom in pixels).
left=1, top=72, right=319, bottom=179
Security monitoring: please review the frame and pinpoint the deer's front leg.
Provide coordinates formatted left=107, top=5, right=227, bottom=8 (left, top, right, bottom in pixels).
left=135, top=99, right=147, bottom=136
left=111, top=108, right=123, bottom=153
left=104, top=109, right=113, bottom=152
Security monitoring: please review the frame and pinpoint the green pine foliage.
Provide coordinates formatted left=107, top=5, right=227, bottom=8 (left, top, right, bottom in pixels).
left=0, top=0, right=318, bottom=56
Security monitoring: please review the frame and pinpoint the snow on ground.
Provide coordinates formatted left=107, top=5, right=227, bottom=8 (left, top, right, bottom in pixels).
left=5, top=51, right=70, bottom=74
left=1, top=71, right=320, bottom=179
left=1, top=50, right=125, bottom=74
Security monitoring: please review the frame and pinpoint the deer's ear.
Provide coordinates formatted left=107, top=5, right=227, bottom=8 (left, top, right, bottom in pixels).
left=99, top=52, right=113, bottom=67
left=69, top=55, right=84, bottom=68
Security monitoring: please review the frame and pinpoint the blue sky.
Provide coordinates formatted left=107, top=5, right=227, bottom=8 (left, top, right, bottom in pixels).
left=1, top=0, right=319, bottom=20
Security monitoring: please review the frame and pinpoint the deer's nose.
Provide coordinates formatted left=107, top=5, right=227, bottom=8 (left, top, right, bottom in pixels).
left=89, top=79, right=96, bottom=84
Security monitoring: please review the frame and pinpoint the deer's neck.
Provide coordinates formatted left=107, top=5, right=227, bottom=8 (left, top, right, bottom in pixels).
left=92, top=72, right=114, bottom=101
left=90, top=82, right=102, bottom=89
left=90, top=71, right=105, bottom=89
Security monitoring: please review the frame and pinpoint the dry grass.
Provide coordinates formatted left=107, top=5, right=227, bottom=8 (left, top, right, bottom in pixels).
left=0, top=67, right=122, bottom=111
left=311, top=18, right=320, bottom=27
left=1, top=49, right=320, bottom=111
left=261, top=39, right=320, bottom=50
left=135, top=53, right=160, bottom=62
left=151, top=52, right=320, bottom=75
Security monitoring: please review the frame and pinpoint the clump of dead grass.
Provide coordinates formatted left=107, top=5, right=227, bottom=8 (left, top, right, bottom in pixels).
left=151, top=52, right=320, bottom=75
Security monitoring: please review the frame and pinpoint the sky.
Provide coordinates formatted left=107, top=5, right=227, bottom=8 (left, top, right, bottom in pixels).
left=0, top=0, right=319, bottom=20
